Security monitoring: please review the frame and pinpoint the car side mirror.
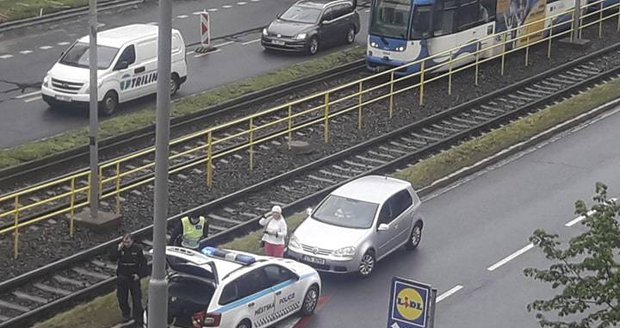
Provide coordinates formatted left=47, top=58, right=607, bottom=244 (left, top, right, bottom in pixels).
left=115, top=60, right=129, bottom=70
left=306, top=208, right=312, bottom=216
left=377, top=223, right=389, bottom=231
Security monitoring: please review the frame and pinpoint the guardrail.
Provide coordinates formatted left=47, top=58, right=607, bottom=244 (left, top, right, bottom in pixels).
left=1, top=0, right=618, bottom=258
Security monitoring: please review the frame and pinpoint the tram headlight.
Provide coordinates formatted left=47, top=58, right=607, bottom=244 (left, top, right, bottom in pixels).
left=396, top=46, right=405, bottom=52
left=370, top=41, right=378, bottom=48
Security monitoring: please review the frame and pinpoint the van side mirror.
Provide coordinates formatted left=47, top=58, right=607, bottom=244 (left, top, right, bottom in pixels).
left=377, top=223, right=389, bottom=231
left=115, top=60, right=129, bottom=70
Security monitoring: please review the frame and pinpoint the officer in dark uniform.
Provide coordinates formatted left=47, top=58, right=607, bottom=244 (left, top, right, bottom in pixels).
left=110, top=233, right=147, bottom=326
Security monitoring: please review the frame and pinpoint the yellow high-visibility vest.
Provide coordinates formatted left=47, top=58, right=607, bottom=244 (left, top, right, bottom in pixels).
left=181, top=216, right=205, bottom=249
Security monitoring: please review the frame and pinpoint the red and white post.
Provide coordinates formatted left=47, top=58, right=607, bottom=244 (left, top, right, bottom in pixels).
left=197, top=10, right=214, bottom=53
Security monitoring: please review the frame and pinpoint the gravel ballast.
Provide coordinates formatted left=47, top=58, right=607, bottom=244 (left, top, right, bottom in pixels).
left=1, top=22, right=620, bottom=280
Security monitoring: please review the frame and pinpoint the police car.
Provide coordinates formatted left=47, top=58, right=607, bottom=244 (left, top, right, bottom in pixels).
left=145, top=246, right=321, bottom=328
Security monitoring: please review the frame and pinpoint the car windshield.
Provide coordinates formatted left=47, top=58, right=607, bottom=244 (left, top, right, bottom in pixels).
left=59, top=42, right=119, bottom=69
left=369, top=0, right=412, bottom=39
left=312, top=195, right=379, bottom=229
left=410, top=5, right=432, bottom=40
left=279, top=5, right=322, bottom=24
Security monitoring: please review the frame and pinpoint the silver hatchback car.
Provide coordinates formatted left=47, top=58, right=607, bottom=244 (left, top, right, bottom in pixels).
left=286, top=175, right=423, bottom=278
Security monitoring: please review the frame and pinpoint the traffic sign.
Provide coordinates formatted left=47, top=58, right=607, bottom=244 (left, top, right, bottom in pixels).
left=387, top=277, right=435, bottom=328
left=200, top=10, right=211, bottom=48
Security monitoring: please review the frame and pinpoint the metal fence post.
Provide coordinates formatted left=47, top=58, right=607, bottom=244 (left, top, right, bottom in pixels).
left=389, top=71, right=394, bottom=118
left=501, top=32, right=507, bottom=76
left=207, top=131, right=213, bottom=187
left=288, top=105, right=293, bottom=150
left=419, top=61, right=425, bottom=106
left=599, top=7, right=604, bottom=38
left=358, top=81, right=363, bottom=130
left=475, top=42, right=480, bottom=85
left=448, top=50, right=453, bottom=95
left=115, top=162, right=121, bottom=214
left=525, top=34, right=530, bottom=67
left=548, top=21, right=554, bottom=58
left=99, top=166, right=104, bottom=197
left=70, top=177, right=76, bottom=237
left=617, top=3, right=620, bottom=31
left=324, top=93, right=330, bottom=143
left=13, top=195, right=19, bottom=258
left=249, top=117, right=254, bottom=170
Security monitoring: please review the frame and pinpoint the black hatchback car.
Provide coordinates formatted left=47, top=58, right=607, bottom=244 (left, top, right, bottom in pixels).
left=261, top=0, right=360, bottom=55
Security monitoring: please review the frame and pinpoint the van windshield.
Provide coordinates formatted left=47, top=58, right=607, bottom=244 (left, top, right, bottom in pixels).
left=312, top=195, right=379, bottom=229
left=59, top=42, right=119, bottom=69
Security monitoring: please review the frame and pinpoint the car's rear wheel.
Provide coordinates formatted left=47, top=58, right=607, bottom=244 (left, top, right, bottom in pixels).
left=99, top=91, right=118, bottom=116
left=358, top=250, right=375, bottom=278
left=307, top=36, right=319, bottom=55
left=236, top=319, right=251, bottom=328
left=300, top=285, right=319, bottom=316
left=345, top=26, right=355, bottom=44
left=406, top=222, right=423, bottom=250
left=170, top=74, right=180, bottom=96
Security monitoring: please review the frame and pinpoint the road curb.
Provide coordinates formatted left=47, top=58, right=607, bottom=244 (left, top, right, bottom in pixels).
left=0, top=0, right=144, bottom=33
left=417, top=97, right=620, bottom=198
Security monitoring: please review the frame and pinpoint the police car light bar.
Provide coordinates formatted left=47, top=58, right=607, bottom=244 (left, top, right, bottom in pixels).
left=201, top=247, right=256, bottom=265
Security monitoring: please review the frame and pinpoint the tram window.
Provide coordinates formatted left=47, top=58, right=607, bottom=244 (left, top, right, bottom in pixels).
left=410, top=5, right=432, bottom=39
left=480, top=0, right=496, bottom=20
left=457, top=3, right=480, bottom=29
left=434, top=9, right=455, bottom=35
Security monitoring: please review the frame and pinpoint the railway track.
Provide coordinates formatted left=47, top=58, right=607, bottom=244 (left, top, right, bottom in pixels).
left=1, top=40, right=619, bottom=328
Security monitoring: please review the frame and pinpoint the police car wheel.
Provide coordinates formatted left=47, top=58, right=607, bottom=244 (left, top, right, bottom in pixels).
left=100, top=91, right=118, bottom=116
left=170, top=75, right=180, bottom=96
left=236, top=319, right=251, bottom=328
left=345, top=26, right=355, bottom=44
left=300, top=285, right=319, bottom=316
left=406, top=223, right=423, bottom=250
left=358, top=251, right=375, bottom=278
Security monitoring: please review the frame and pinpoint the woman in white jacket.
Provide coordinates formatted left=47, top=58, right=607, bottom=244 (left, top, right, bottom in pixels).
left=259, top=205, right=287, bottom=257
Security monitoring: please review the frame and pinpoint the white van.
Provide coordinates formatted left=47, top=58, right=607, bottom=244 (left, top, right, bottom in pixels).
left=41, top=24, right=187, bottom=115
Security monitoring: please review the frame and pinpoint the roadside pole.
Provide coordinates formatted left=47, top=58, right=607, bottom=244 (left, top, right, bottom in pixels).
left=148, top=0, right=172, bottom=326
left=88, top=0, right=99, bottom=220
left=572, top=0, right=581, bottom=42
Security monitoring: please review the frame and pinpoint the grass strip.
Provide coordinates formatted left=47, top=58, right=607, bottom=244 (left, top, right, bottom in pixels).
left=0, top=0, right=87, bottom=22
left=0, top=46, right=365, bottom=171
left=32, top=78, right=620, bottom=328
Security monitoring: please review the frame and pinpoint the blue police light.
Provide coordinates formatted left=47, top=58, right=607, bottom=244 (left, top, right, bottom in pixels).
left=201, top=247, right=256, bottom=265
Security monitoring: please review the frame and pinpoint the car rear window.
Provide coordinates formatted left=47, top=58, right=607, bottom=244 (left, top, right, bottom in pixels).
left=313, top=195, right=379, bottom=229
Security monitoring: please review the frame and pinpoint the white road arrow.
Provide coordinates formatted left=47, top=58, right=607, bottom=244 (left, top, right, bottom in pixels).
left=391, top=322, right=401, bottom=328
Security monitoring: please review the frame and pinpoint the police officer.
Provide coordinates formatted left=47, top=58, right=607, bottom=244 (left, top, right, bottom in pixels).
left=110, top=233, right=147, bottom=326
left=170, top=215, right=209, bottom=249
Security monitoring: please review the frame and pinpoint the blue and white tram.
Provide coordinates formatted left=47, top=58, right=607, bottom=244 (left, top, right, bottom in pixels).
left=366, top=0, right=601, bottom=75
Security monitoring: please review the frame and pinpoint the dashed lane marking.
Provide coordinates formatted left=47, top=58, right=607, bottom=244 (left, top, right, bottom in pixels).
left=487, top=243, right=534, bottom=271
left=57, top=41, right=70, bottom=46
left=177, top=14, right=189, bottom=18
left=241, top=38, right=261, bottom=45
left=223, top=5, right=233, bottom=8
left=208, top=8, right=219, bottom=11
left=20, top=50, right=33, bottom=54
left=436, top=285, right=463, bottom=303
left=39, top=46, right=53, bottom=50
left=16, top=91, right=41, bottom=99
left=24, top=96, right=42, bottom=103
left=0, top=54, right=14, bottom=59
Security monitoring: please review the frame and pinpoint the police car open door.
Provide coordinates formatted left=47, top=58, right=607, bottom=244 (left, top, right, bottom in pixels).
left=263, top=264, right=304, bottom=322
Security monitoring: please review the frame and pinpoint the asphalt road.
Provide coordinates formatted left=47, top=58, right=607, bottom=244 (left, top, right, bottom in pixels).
left=298, top=105, right=620, bottom=328
left=0, top=0, right=371, bottom=149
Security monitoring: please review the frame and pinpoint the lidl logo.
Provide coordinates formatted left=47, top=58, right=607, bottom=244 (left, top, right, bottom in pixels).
left=396, top=288, right=424, bottom=321
left=387, top=277, right=432, bottom=328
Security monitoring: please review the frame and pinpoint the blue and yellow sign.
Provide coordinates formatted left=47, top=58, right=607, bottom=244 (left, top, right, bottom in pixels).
left=387, top=277, right=432, bottom=328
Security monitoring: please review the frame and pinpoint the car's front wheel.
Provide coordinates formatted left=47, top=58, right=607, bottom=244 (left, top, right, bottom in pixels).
left=307, top=36, right=319, bottom=55
left=358, top=250, right=375, bottom=278
left=236, top=319, right=251, bottom=328
left=99, top=91, right=118, bottom=116
left=300, top=285, right=319, bottom=316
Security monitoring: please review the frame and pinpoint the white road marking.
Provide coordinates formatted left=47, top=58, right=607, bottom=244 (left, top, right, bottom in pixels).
left=250, top=0, right=260, bottom=2
left=436, top=285, right=463, bottom=303
left=20, top=50, right=33, bottom=54
left=146, top=21, right=157, bottom=25
left=194, top=48, right=222, bottom=57
left=39, top=46, right=53, bottom=50
left=487, top=243, right=534, bottom=271
left=214, top=41, right=235, bottom=47
left=0, top=54, right=14, bottom=59
left=192, top=11, right=203, bottom=15
left=16, top=91, right=41, bottom=99
left=565, top=210, right=595, bottom=227
left=208, top=8, right=219, bottom=12
left=238, top=1, right=248, bottom=4
left=242, top=39, right=261, bottom=45
left=24, top=96, right=42, bottom=103
left=223, top=5, right=233, bottom=8
left=365, top=9, right=370, bottom=12
left=177, top=14, right=189, bottom=18
left=57, top=41, right=70, bottom=46
left=186, top=50, right=195, bottom=55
